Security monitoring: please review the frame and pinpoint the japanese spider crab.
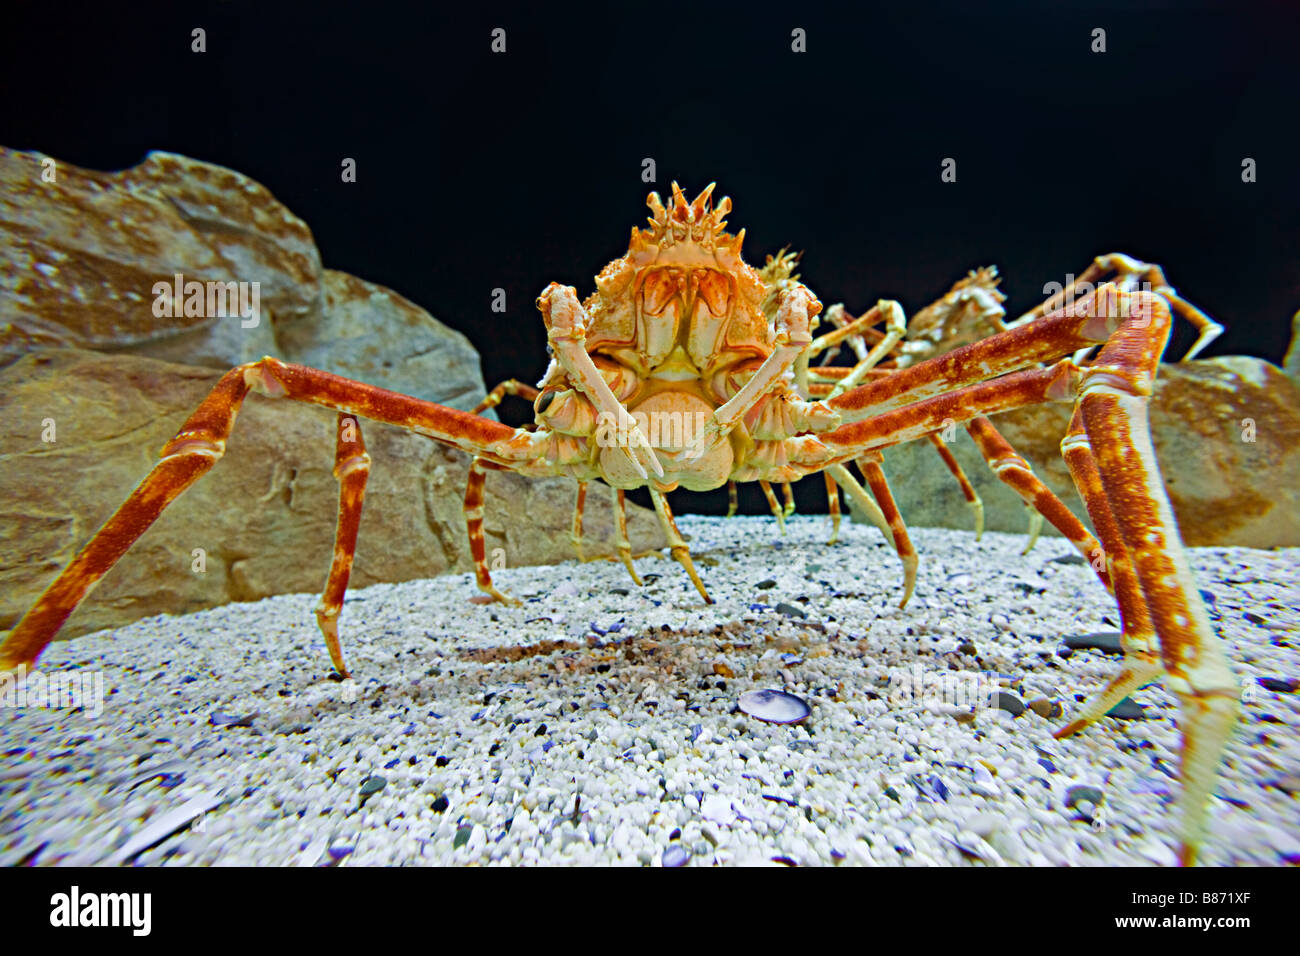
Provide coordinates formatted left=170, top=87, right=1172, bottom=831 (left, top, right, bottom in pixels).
left=0, top=182, right=1239, bottom=866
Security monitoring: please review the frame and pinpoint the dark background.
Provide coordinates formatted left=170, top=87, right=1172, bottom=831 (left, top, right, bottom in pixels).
left=2, top=0, right=1296, bottom=515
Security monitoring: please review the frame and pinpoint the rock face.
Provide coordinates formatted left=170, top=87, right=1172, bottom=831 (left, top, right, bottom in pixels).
left=864, top=357, right=1300, bottom=549
left=0, top=148, right=487, bottom=412
left=0, top=146, right=668, bottom=641
left=0, top=350, right=665, bottom=641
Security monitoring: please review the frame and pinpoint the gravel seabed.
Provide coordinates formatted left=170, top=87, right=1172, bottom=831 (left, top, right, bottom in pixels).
left=2, top=515, right=1297, bottom=867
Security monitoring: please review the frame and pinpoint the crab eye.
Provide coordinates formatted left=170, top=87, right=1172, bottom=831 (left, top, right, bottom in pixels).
left=697, top=270, right=731, bottom=315
left=641, top=269, right=679, bottom=315
left=535, top=389, right=559, bottom=415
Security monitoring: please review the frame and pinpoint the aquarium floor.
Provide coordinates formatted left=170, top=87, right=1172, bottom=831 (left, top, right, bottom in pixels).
left=2, top=515, right=1297, bottom=866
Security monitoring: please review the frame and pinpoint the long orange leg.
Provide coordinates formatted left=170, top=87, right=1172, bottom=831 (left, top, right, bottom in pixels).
left=465, top=457, right=520, bottom=606
left=823, top=471, right=842, bottom=544
left=1011, top=253, right=1223, bottom=361
left=725, top=480, right=739, bottom=517
left=1055, top=405, right=1162, bottom=727
left=780, top=481, right=796, bottom=518
left=857, top=453, right=918, bottom=608
left=965, top=415, right=1109, bottom=576
left=0, top=357, right=552, bottom=673
left=1069, top=305, right=1237, bottom=865
left=571, top=481, right=587, bottom=562
left=926, top=432, right=984, bottom=540
left=758, top=480, right=786, bottom=534
left=315, top=414, right=372, bottom=677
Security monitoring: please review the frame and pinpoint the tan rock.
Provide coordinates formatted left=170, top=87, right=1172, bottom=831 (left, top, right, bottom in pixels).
left=858, top=357, right=1300, bottom=548
left=0, top=350, right=665, bottom=641
left=0, top=148, right=489, bottom=412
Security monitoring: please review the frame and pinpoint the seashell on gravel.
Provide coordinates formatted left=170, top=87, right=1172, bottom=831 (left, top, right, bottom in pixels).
left=737, top=689, right=811, bottom=724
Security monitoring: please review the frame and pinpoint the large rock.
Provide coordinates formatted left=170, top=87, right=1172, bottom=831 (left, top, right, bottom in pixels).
left=0, top=148, right=487, bottom=412
left=0, top=350, right=665, bottom=641
left=865, top=357, right=1300, bottom=548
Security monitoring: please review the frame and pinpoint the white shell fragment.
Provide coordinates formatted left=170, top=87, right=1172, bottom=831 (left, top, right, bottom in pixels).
left=738, top=689, right=811, bottom=724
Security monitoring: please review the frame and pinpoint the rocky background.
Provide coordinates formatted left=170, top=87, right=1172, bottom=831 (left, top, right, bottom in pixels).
left=0, top=148, right=664, bottom=640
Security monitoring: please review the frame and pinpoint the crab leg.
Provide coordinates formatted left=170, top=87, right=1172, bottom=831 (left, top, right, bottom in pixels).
left=571, top=481, right=588, bottom=562
left=1011, top=254, right=1223, bottom=361
left=826, top=300, right=907, bottom=399
left=964, top=416, right=1108, bottom=575
left=825, top=285, right=1127, bottom=422
left=826, top=463, right=892, bottom=541
left=759, top=480, right=786, bottom=533
left=315, top=414, right=372, bottom=677
left=1062, top=296, right=1238, bottom=864
left=725, top=480, right=739, bottom=517
left=465, top=457, right=521, bottom=606
left=857, top=454, right=918, bottom=608
left=473, top=379, right=540, bottom=415
left=649, top=489, right=711, bottom=603
left=0, top=358, right=554, bottom=672
left=926, top=433, right=985, bottom=540
left=612, top=486, right=643, bottom=586
left=824, top=471, right=842, bottom=544
left=781, top=482, right=796, bottom=518
left=537, top=282, right=662, bottom=480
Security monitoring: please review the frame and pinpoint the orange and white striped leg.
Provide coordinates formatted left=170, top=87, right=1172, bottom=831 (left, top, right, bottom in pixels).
left=823, top=471, right=842, bottom=544
left=612, top=486, right=643, bottom=586
left=464, top=457, right=520, bottom=606
left=857, top=453, right=918, bottom=608
left=571, top=481, right=587, bottom=562
left=649, top=489, right=711, bottom=604
left=472, top=379, right=540, bottom=416
left=781, top=481, right=796, bottom=518
left=926, top=432, right=984, bottom=540
left=1063, top=293, right=1237, bottom=865
left=315, top=414, right=372, bottom=678
left=758, top=480, right=786, bottom=534
left=825, top=463, right=891, bottom=541
left=965, top=416, right=1109, bottom=574
left=1055, top=406, right=1162, bottom=733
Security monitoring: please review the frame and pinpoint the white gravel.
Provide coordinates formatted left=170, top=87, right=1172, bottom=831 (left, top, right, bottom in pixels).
left=2, top=515, right=1297, bottom=866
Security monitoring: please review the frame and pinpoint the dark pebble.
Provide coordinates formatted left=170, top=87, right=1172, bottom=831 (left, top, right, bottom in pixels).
left=1064, top=784, right=1104, bottom=809
left=359, top=775, right=386, bottom=797
left=1047, top=554, right=1086, bottom=566
left=452, top=826, right=473, bottom=849
left=662, top=845, right=690, bottom=868
left=1107, top=697, right=1147, bottom=719
left=757, top=579, right=778, bottom=589
left=775, top=602, right=807, bottom=619
left=209, top=710, right=256, bottom=727
left=995, top=692, right=1026, bottom=717
left=1257, top=676, right=1298, bottom=693
left=1064, top=631, right=1124, bottom=655
left=435, top=755, right=450, bottom=767
left=1243, top=611, right=1268, bottom=627
left=431, top=795, right=449, bottom=813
